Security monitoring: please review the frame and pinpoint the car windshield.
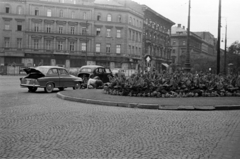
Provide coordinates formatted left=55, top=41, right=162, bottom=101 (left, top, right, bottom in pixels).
left=80, top=68, right=92, bottom=73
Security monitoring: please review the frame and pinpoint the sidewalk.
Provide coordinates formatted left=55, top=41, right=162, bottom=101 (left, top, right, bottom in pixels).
left=57, top=89, right=240, bottom=110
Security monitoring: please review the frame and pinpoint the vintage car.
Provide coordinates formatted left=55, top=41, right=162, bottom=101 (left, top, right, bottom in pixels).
left=20, top=66, right=83, bottom=93
left=77, top=65, right=113, bottom=83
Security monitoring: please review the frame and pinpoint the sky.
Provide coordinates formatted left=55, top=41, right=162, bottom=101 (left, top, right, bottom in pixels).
left=135, top=0, right=240, bottom=48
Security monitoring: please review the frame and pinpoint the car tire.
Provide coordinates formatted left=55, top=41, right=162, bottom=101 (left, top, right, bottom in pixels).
left=44, top=83, right=54, bottom=93
left=73, top=82, right=80, bottom=90
left=58, top=87, right=64, bottom=91
left=28, top=87, right=37, bottom=92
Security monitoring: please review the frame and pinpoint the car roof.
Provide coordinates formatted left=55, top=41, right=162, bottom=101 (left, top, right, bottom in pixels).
left=80, top=65, right=104, bottom=69
left=35, top=66, right=64, bottom=69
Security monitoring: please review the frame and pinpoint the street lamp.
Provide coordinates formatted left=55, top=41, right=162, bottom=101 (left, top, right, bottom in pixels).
left=184, top=0, right=191, bottom=72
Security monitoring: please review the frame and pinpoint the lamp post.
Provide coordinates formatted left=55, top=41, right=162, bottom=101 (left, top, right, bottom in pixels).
left=217, top=0, right=221, bottom=74
left=184, top=0, right=191, bottom=72
left=224, top=24, right=227, bottom=75
left=85, top=20, right=88, bottom=65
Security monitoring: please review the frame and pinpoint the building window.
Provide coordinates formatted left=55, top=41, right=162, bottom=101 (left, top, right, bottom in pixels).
left=45, top=40, right=51, bottom=50
left=4, top=24, right=10, bottom=30
left=70, top=26, right=75, bottom=34
left=132, top=46, right=134, bottom=54
left=57, top=41, right=63, bottom=50
left=116, top=30, right=121, bottom=38
left=17, top=38, right=22, bottom=49
left=59, top=26, right=63, bottom=34
left=35, top=8, right=39, bottom=16
left=106, top=44, right=111, bottom=53
left=71, top=11, right=75, bottom=19
left=129, top=45, right=131, bottom=54
left=70, top=42, right=75, bottom=51
left=107, top=14, right=111, bottom=21
left=34, top=23, right=39, bottom=32
left=81, top=42, right=86, bottom=51
left=5, top=7, right=10, bottom=13
left=97, top=14, right=101, bottom=21
left=106, top=29, right=111, bottom=37
left=172, top=49, right=175, bottom=53
left=96, top=44, right=101, bottom=52
left=17, top=6, right=22, bottom=14
left=46, top=25, right=51, bottom=33
left=116, top=45, right=121, bottom=54
left=4, top=37, right=10, bottom=47
left=118, top=15, right=121, bottom=22
left=47, top=9, right=51, bottom=17
left=96, top=28, right=101, bottom=36
left=172, top=41, right=176, bottom=45
left=34, top=39, right=39, bottom=49
left=133, top=18, right=135, bottom=26
left=183, top=41, right=186, bottom=45
left=59, top=10, right=63, bottom=17
left=83, top=12, right=86, bottom=19
left=82, top=27, right=87, bottom=34
left=17, top=25, right=22, bottom=31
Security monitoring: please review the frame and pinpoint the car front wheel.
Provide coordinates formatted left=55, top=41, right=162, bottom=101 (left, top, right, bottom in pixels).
left=28, top=87, right=37, bottom=92
left=45, top=83, right=54, bottom=93
left=73, top=82, right=80, bottom=90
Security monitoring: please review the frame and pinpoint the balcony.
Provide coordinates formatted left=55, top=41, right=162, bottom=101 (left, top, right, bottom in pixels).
left=25, top=29, right=95, bottom=37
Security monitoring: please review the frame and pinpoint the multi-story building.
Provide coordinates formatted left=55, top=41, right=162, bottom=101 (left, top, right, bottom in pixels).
left=142, top=5, right=175, bottom=73
left=0, top=0, right=144, bottom=73
left=171, top=24, right=216, bottom=71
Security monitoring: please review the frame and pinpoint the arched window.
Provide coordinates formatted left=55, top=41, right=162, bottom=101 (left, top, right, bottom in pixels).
left=107, top=14, right=111, bottom=21
left=17, top=6, right=23, bottom=14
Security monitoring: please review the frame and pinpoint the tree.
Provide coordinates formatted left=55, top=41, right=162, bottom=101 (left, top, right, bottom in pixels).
left=225, top=41, right=240, bottom=74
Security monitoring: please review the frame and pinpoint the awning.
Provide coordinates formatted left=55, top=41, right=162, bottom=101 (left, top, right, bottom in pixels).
left=162, top=63, right=169, bottom=68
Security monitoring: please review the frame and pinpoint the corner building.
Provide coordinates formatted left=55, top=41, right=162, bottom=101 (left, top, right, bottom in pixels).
left=142, top=5, right=175, bottom=73
left=0, top=0, right=144, bottom=71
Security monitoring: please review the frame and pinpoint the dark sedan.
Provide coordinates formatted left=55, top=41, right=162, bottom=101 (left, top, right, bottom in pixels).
left=20, top=66, right=83, bottom=93
left=78, top=65, right=113, bottom=83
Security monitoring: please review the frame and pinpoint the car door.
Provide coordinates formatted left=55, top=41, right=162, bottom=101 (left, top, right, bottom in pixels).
left=46, top=68, right=60, bottom=87
left=58, top=68, right=74, bottom=87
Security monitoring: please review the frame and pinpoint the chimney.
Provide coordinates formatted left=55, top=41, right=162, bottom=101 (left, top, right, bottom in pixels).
left=183, top=26, right=185, bottom=30
left=177, top=24, right=181, bottom=28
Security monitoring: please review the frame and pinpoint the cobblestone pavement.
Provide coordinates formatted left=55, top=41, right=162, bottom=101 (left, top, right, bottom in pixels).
left=1, top=76, right=240, bottom=159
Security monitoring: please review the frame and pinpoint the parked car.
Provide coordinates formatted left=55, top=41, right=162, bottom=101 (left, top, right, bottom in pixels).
left=20, top=66, right=83, bottom=93
left=78, top=65, right=113, bottom=83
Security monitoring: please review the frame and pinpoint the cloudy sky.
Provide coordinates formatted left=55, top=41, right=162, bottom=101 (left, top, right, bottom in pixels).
left=136, top=0, right=240, bottom=48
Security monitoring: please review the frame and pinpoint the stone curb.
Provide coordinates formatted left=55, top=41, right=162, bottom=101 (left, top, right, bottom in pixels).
left=56, top=93, right=240, bottom=111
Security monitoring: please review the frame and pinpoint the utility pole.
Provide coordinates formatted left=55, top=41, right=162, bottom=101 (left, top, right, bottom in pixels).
left=217, top=0, right=221, bottom=74
left=224, top=24, right=227, bottom=75
left=85, top=20, right=88, bottom=65
left=184, top=0, right=191, bottom=72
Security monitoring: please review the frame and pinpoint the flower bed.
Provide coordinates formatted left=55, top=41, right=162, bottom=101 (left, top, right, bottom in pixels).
left=103, top=72, right=240, bottom=98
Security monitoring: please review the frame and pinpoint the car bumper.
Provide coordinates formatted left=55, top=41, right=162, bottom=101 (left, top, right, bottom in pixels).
left=20, top=84, right=41, bottom=88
